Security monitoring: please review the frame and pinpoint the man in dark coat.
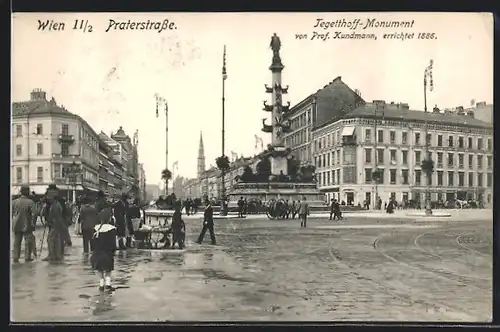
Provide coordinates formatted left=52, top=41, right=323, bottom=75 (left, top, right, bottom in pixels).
left=126, top=198, right=141, bottom=248
left=12, top=186, right=37, bottom=262
left=43, top=185, right=66, bottom=262
left=113, top=193, right=129, bottom=250
left=237, top=196, right=244, bottom=218
left=196, top=201, right=216, bottom=245
left=79, top=195, right=99, bottom=254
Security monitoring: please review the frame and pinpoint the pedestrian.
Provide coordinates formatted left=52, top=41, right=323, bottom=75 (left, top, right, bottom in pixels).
left=171, top=202, right=185, bottom=249
left=237, top=196, right=244, bottom=218
left=333, top=200, right=343, bottom=220
left=329, top=198, right=335, bottom=220
left=127, top=198, right=141, bottom=247
left=299, top=196, right=309, bottom=228
left=58, top=196, right=73, bottom=249
left=291, top=201, right=297, bottom=219
left=285, top=200, right=290, bottom=219
left=196, top=201, right=216, bottom=245
left=42, top=184, right=66, bottom=262
left=12, top=186, right=37, bottom=263
left=79, top=195, right=99, bottom=254
left=91, top=214, right=117, bottom=291
left=113, top=193, right=129, bottom=250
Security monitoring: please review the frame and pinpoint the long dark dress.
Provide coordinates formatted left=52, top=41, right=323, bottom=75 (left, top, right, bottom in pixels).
left=91, top=224, right=117, bottom=272
left=113, top=200, right=128, bottom=237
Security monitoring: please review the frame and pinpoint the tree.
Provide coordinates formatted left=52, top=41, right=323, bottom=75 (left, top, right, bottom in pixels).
left=421, top=158, right=435, bottom=184
left=161, top=168, right=172, bottom=194
left=215, top=155, right=230, bottom=172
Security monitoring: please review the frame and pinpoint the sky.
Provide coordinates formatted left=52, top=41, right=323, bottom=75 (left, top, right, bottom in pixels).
left=12, top=12, right=493, bottom=184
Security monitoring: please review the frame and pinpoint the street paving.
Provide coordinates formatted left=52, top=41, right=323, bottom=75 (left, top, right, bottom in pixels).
left=11, top=211, right=492, bottom=322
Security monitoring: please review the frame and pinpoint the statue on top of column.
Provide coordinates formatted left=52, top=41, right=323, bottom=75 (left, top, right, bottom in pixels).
left=270, top=33, right=281, bottom=55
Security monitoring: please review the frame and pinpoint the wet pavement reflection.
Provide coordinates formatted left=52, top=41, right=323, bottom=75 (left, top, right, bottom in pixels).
left=11, top=216, right=492, bottom=322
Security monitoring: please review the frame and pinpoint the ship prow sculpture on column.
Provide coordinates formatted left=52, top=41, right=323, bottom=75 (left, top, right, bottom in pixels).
left=227, top=33, right=324, bottom=219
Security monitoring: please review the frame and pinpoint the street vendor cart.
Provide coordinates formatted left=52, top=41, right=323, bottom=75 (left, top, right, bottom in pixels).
left=134, top=208, right=175, bottom=249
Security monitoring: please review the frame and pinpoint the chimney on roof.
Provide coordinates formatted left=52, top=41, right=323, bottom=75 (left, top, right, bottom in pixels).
left=456, top=106, right=465, bottom=115
left=432, top=105, right=440, bottom=113
left=399, top=103, right=410, bottom=110
left=30, top=88, right=47, bottom=101
left=373, top=100, right=385, bottom=108
left=467, top=110, right=475, bottom=118
left=476, top=101, right=487, bottom=107
left=390, top=101, right=395, bottom=105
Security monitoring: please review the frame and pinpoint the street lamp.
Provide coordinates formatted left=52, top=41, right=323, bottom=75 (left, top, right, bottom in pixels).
left=155, top=94, right=169, bottom=195
left=373, top=100, right=385, bottom=209
left=423, top=59, right=434, bottom=215
left=220, top=45, right=228, bottom=214
left=66, top=161, right=81, bottom=204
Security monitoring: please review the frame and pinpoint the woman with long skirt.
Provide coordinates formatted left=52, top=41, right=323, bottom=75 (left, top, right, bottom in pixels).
left=91, top=219, right=117, bottom=291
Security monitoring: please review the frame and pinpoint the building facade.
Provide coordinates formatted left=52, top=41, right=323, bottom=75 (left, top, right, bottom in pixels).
left=12, top=89, right=100, bottom=200
left=312, top=100, right=494, bottom=207
left=283, top=76, right=365, bottom=165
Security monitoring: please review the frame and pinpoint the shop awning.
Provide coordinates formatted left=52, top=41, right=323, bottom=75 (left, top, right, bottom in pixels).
left=341, top=126, right=356, bottom=136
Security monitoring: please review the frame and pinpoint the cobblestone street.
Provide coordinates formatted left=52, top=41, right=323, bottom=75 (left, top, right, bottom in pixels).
left=11, top=212, right=492, bottom=322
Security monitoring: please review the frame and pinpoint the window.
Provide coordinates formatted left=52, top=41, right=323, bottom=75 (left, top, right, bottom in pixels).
left=402, top=150, right=408, bottom=165
left=314, top=156, right=318, bottom=167
left=415, top=170, right=421, bottom=185
left=458, top=154, right=464, bottom=168
left=487, top=173, right=493, bottom=187
left=437, top=171, right=443, bottom=186
left=487, top=156, right=492, bottom=169
left=343, top=166, right=356, bottom=184
left=337, top=149, right=341, bottom=164
left=437, top=152, right=443, bottom=168
left=448, top=135, right=454, bottom=147
left=390, top=150, right=396, bottom=164
left=327, top=154, right=330, bottom=167
left=322, top=154, right=326, bottom=167
left=377, top=130, right=384, bottom=143
left=415, top=133, right=420, bottom=145
left=477, top=173, right=483, bottom=187
left=365, top=148, right=372, bottom=163
left=16, top=125, right=23, bottom=137
left=468, top=137, right=473, bottom=149
left=331, top=151, right=336, bottom=165
left=61, top=144, right=69, bottom=156
left=458, top=172, right=465, bottom=187
left=468, top=172, right=474, bottom=187
left=437, top=135, right=443, bottom=147
left=37, top=143, right=43, bottom=155
left=365, top=168, right=372, bottom=183
left=36, top=124, right=43, bottom=135
left=488, top=138, right=492, bottom=151
left=37, top=167, right=43, bottom=183
left=377, top=149, right=384, bottom=164
left=448, top=153, right=454, bottom=167
left=62, top=124, right=69, bottom=135
left=402, top=132, right=408, bottom=144
left=390, top=131, right=396, bottom=144
left=326, top=172, right=330, bottom=185
left=402, top=170, right=409, bottom=184
left=477, top=138, right=483, bottom=150
left=16, top=125, right=22, bottom=137
left=415, top=151, right=421, bottom=164
left=477, top=155, right=483, bottom=169
left=343, top=148, right=355, bottom=164
left=16, top=167, right=22, bottom=183
left=390, top=169, right=396, bottom=184
left=16, top=144, right=22, bottom=156
left=426, top=133, right=431, bottom=146
left=458, top=137, right=464, bottom=148
left=448, top=171, right=454, bottom=186
left=468, top=154, right=474, bottom=169
left=365, top=129, right=371, bottom=142
left=331, top=170, right=336, bottom=185
left=54, top=164, right=61, bottom=178
left=377, top=168, right=385, bottom=184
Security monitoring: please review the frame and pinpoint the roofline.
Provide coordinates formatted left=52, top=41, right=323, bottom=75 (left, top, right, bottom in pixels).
left=313, top=111, right=493, bottom=132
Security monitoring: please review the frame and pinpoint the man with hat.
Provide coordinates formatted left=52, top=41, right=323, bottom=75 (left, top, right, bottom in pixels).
left=43, top=184, right=66, bottom=262
left=12, top=186, right=37, bottom=263
left=113, top=192, right=129, bottom=250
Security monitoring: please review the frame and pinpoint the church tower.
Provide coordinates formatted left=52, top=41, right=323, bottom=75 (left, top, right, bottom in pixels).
left=197, top=131, right=206, bottom=178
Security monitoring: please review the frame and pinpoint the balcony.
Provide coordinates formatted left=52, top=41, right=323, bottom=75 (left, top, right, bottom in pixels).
left=58, top=134, right=75, bottom=144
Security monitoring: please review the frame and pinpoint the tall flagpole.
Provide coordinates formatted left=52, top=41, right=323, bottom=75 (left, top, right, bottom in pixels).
left=424, top=59, right=434, bottom=215
left=155, top=94, right=169, bottom=195
left=221, top=45, right=228, bottom=203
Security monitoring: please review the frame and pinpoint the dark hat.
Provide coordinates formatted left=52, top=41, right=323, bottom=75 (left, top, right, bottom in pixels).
left=20, top=186, right=30, bottom=196
left=97, top=190, right=105, bottom=198
left=121, top=192, right=129, bottom=200
left=47, top=184, right=59, bottom=190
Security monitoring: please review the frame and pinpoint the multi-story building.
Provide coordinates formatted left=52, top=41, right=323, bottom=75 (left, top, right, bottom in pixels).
left=138, top=163, right=146, bottom=201
left=312, top=100, right=493, bottom=207
left=111, top=126, right=139, bottom=191
left=11, top=89, right=99, bottom=201
left=463, top=101, right=492, bottom=124
left=283, top=76, right=365, bottom=165
left=98, top=132, right=125, bottom=197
